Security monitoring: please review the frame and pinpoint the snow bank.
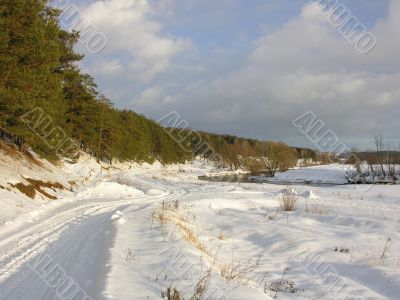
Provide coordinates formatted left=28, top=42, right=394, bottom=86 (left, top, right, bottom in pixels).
left=300, top=190, right=319, bottom=199
left=75, top=182, right=145, bottom=199
left=252, top=164, right=349, bottom=184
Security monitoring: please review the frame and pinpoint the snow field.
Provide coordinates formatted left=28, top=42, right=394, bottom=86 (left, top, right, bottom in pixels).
left=0, top=156, right=399, bottom=299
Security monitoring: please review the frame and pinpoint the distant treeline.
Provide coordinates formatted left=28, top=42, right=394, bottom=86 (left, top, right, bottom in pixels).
left=348, top=152, right=400, bottom=165
left=176, top=131, right=316, bottom=175
left=0, top=1, right=315, bottom=169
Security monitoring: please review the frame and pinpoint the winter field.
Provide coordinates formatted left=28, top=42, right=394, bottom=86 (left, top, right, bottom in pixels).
left=0, top=152, right=399, bottom=299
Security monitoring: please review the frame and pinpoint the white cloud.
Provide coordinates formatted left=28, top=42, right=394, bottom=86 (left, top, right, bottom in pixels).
left=91, top=59, right=124, bottom=77
left=133, top=87, right=165, bottom=106
left=74, top=0, right=400, bottom=148
left=81, top=0, right=191, bottom=81
left=142, top=1, right=400, bottom=146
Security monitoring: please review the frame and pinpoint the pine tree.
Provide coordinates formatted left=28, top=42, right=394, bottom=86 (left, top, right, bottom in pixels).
left=0, top=1, right=74, bottom=156
left=63, top=68, right=99, bottom=153
left=96, top=95, right=115, bottom=163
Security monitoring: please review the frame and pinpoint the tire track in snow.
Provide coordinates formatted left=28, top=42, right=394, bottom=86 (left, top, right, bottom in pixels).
left=0, top=175, right=188, bottom=299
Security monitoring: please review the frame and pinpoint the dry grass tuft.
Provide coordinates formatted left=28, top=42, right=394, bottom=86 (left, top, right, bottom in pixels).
left=190, top=270, right=212, bottom=300
left=304, top=203, right=330, bottom=215
left=280, top=192, right=298, bottom=211
left=10, top=177, right=65, bottom=200
left=220, top=257, right=260, bottom=284
left=152, top=200, right=210, bottom=255
left=0, top=141, right=43, bottom=167
left=161, top=287, right=181, bottom=300
left=266, top=208, right=279, bottom=221
left=68, top=180, right=77, bottom=186
left=23, top=148, right=44, bottom=167
left=0, top=141, right=20, bottom=157
left=217, top=231, right=225, bottom=241
left=11, top=183, right=37, bottom=199
left=153, top=200, right=261, bottom=295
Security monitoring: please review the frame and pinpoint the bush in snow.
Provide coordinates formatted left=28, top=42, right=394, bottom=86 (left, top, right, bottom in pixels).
left=279, top=188, right=298, bottom=211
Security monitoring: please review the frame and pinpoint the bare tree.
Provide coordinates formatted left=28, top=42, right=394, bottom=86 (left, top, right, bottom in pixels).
left=374, top=135, right=386, bottom=177
left=259, top=142, right=297, bottom=177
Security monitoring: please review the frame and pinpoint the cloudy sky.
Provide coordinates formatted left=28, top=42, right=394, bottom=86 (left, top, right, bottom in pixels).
left=64, top=0, right=399, bottom=150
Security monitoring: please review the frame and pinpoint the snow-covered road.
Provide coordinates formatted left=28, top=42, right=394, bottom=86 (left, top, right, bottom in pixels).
left=0, top=173, right=187, bottom=300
